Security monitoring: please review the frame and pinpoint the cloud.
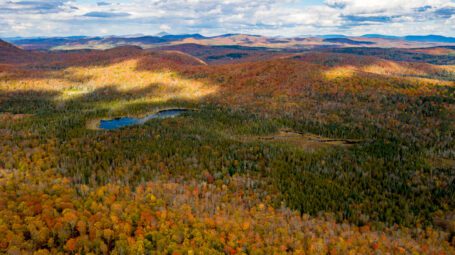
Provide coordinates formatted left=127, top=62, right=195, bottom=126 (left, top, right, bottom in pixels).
left=323, top=0, right=455, bottom=29
left=435, top=7, right=455, bottom=18
left=0, top=0, right=454, bottom=37
left=159, top=24, right=171, bottom=31
left=83, top=11, right=130, bottom=18
left=415, top=5, right=433, bottom=12
left=97, top=2, right=110, bottom=6
left=342, top=15, right=392, bottom=24
left=0, top=0, right=75, bottom=13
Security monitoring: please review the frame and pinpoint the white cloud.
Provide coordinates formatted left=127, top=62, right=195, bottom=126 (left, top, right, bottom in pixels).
left=0, top=0, right=454, bottom=37
left=159, top=24, right=171, bottom=31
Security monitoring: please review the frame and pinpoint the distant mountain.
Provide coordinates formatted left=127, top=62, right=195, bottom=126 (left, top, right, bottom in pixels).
left=103, top=34, right=206, bottom=45
left=161, top=34, right=206, bottom=40
left=403, top=35, right=455, bottom=43
left=216, top=34, right=263, bottom=38
left=103, top=36, right=166, bottom=44
left=120, top=34, right=146, bottom=38
left=156, top=32, right=171, bottom=37
left=209, top=34, right=247, bottom=38
left=361, top=34, right=455, bottom=43
left=362, top=34, right=400, bottom=40
left=8, top=36, right=101, bottom=50
left=316, top=34, right=349, bottom=39
left=10, top=36, right=91, bottom=44
left=323, top=38, right=375, bottom=45
left=2, top=37, right=23, bottom=43
left=4, top=34, right=209, bottom=50
left=3, top=33, right=455, bottom=51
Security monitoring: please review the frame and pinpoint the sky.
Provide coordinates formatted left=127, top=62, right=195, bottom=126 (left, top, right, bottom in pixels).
left=0, top=0, right=454, bottom=37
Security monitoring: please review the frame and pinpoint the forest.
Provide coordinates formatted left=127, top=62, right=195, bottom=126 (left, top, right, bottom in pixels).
left=0, top=40, right=454, bottom=254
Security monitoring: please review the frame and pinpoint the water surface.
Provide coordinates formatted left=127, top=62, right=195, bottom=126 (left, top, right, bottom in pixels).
left=99, top=109, right=189, bottom=130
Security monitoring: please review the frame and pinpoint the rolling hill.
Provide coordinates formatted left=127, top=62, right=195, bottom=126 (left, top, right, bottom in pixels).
left=0, top=37, right=454, bottom=254
left=0, top=39, right=37, bottom=63
left=323, top=38, right=375, bottom=45
left=5, top=33, right=455, bottom=51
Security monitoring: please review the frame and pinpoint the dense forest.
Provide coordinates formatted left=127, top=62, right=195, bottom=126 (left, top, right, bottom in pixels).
left=324, top=47, right=455, bottom=66
left=0, top=41, right=454, bottom=254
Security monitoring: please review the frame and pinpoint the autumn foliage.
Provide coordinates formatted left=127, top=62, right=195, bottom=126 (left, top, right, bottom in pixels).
left=0, top=43, right=454, bottom=254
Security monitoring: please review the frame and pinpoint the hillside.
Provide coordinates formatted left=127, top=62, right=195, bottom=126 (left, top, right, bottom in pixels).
left=0, top=45, right=454, bottom=254
left=324, top=47, right=455, bottom=65
left=155, top=44, right=280, bottom=64
left=0, top=39, right=38, bottom=63
left=6, top=34, right=455, bottom=51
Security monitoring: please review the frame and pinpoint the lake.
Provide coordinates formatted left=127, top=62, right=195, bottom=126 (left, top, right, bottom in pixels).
left=99, top=109, right=189, bottom=130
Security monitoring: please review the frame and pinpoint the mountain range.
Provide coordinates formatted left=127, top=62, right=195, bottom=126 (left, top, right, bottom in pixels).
left=3, top=34, right=455, bottom=51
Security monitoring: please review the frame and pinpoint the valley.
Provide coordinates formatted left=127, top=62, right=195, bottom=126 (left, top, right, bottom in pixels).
left=0, top=36, right=454, bottom=254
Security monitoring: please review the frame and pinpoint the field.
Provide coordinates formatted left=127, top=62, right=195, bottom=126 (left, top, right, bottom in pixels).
left=0, top=40, right=454, bottom=254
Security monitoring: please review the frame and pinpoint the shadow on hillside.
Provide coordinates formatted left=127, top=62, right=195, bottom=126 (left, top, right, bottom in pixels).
left=0, top=90, right=60, bottom=114
left=1, top=45, right=219, bottom=74
left=10, top=46, right=144, bottom=68
left=75, top=82, right=176, bottom=102
left=3, top=46, right=440, bottom=95
left=0, top=83, right=208, bottom=116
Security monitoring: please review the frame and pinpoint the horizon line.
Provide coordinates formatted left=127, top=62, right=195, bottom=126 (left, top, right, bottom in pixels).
left=2, top=33, right=455, bottom=40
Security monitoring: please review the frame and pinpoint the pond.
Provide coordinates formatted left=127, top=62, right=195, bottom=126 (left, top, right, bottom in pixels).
left=99, top=109, right=189, bottom=130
